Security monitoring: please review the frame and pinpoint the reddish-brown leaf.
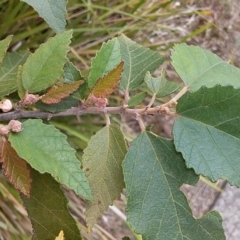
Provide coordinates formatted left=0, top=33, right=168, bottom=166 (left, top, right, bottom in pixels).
left=41, top=80, right=83, bottom=104
left=90, top=61, right=124, bottom=98
left=0, top=140, right=32, bottom=197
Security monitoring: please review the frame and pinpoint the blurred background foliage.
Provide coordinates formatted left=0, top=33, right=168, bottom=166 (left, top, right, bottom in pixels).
left=1, top=0, right=240, bottom=239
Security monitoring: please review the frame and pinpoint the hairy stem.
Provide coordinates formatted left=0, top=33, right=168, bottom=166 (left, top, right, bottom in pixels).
left=0, top=104, right=177, bottom=122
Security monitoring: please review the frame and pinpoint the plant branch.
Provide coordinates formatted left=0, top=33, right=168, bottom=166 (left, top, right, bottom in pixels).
left=162, top=86, right=188, bottom=108
left=136, top=113, right=146, bottom=132
left=123, top=91, right=130, bottom=106
left=147, top=93, right=157, bottom=108
left=0, top=104, right=177, bottom=122
left=105, top=114, right=111, bottom=125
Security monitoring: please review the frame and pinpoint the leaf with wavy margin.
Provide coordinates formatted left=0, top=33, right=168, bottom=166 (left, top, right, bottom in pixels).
left=173, top=85, right=240, bottom=186
left=21, top=0, right=67, bottom=33
left=21, top=169, right=81, bottom=240
left=171, top=43, right=240, bottom=91
left=117, top=34, right=164, bottom=91
left=82, top=125, right=127, bottom=228
left=22, top=30, right=72, bottom=93
left=9, top=119, right=92, bottom=200
left=41, top=80, right=83, bottom=104
left=0, top=51, right=29, bottom=97
left=0, top=35, right=12, bottom=65
left=90, top=61, right=124, bottom=98
left=0, top=140, right=31, bottom=197
left=123, top=132, right=225, bottom=240
left=88, top=38, right=121, bottom=89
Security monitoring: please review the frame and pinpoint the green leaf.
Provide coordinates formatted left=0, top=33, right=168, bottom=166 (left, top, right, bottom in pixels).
left=171, top=43, right=240, bottom=91
left=144, top=71, right=180, bottom=98
left=36, top=61, right=84, bottom=111
left=82, top=125, right=127, bottom=228
left=77, top=81, right=90, bottom=100
left=90, top=61, right=124, bottom=98
left=144, top=71, right=162, bottom=93
left=64, top=61, right=82, bottom=83
left=21, top=169, right=81, bottom=240
left=36, top=95, right=78, bottom=113
left=123, top=132, right=225, bottom=240
left=0, top=51, right=29, bottom=97
left=0, top=35, right=12, bottom=65
left=128, top=92, right=146, bottom=107
left=88, top=38, right=121, bottom=89
left=21, top=0, right=67, bottom=33
left=9, top=119, right=92, bottom=200
left=16, top=65, right=26, bottom=99
left=117, top=34, right=164, bottom=91
left=22, top=30, right=72, bottom=93
left=156, top=79, right=180, bottom=98
left=173, top=85, right=240, bottom=186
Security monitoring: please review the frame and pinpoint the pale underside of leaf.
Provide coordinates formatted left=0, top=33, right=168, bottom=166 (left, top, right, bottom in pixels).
left=21, top=169, right=81, bottom=240
left=41, top=80, right=84, bottom=104
left=144, top=71, right=180, bottom=98
left=118, top=34, right=164, bottom=91
left=0, top=35, right=12, bottom=65
left=9, top=119, right=92, bottom=200
left=21, top=0, right=67, bottom=33
left=155, top=78, right=181, bottom=98
left=90, top=61, right=124, bottom=98
left=0, top=140, right=31, bottom=197
left=123, top=132, right=225, bottom=240
left=173, top=85, right=240, bottom=186
left=82, top=125, right=127, bottom=229
left=171, top=43, right=240, bottom=91
left=0, top=51, right=29, bottom=97
left=21, top=30, right=72, bottom=93
left=174, top=117, right=240, bottom=183
left=144, top=71, right=162, bottom=93
left=64, top=61, right=82, bottom=83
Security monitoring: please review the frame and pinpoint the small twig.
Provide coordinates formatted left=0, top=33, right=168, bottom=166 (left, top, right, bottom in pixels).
left=105, top=114, right=110, bottom=125
left=0, top=104, right=179, bottom=122
left=124, top=91, right=130, bottom=106
left=147, top=93, right=157, bottom=108
left=136, top=113, right=145, bottom=132
left=70, top=47, right=89, bottom=69
left=163, top=86, right=189, bottom=108
left=0, top=88, right=188, bottom=122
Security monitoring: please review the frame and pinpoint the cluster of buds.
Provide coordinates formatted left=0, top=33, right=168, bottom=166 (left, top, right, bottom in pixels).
left=0, top=99, right=12, bottom=112
left=23, top=93, right=40, bottom=106
left=87, top=95, right=108, bottom=108
left=0, top=120, right=22, bottom=136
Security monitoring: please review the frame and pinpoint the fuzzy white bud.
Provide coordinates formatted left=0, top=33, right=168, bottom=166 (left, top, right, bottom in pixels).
left=23, top=94, right=40, bottom=106
left=7, top=120, right=22, bottom=132
left=0, top=99, right=12, bottom=112
left=0, top=125, right=10, bottom=136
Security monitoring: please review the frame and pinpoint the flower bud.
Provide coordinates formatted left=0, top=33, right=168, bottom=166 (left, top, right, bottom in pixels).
left=23, top=94, right=40, bottom=106
left=8, top=120, right=22, bottom=133
left=94, top=97, right=108, bottom=108
left=0, top=125, right=10, bottom=136
left=88, top=95, right=108, bottom=108
left=0, top=99, right=12, bottom=112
